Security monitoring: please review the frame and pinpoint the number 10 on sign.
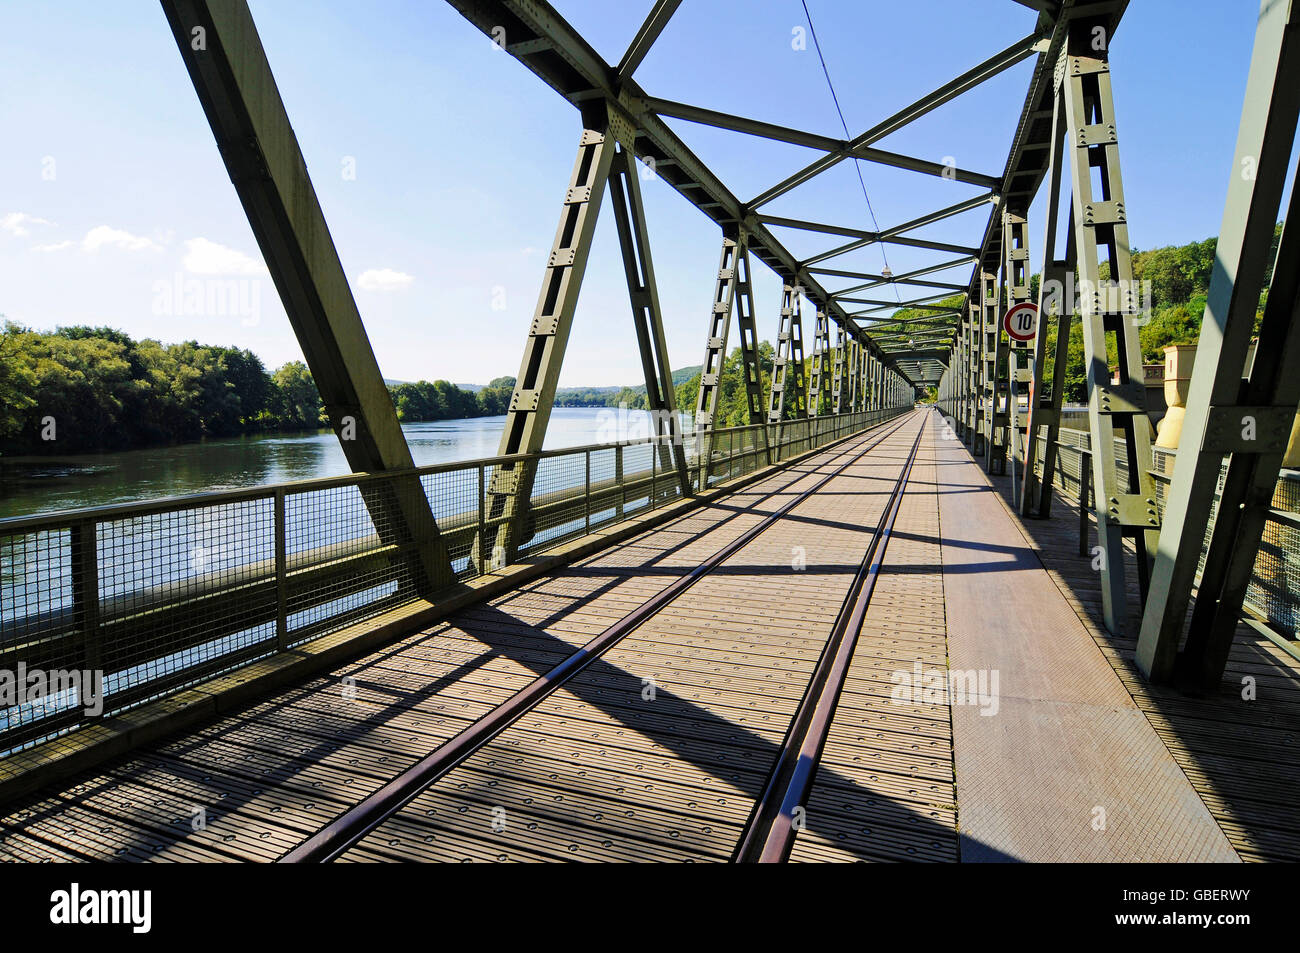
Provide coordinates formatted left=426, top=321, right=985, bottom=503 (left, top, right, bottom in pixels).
left=1004, top=302, right=1038, bottom=343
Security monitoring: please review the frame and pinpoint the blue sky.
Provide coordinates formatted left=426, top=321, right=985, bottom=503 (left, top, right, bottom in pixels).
left=0, top=0, right=1270, bottom=387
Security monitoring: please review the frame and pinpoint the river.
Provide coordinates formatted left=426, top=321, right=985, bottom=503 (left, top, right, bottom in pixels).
left=0, top=406, right=671, bottom=520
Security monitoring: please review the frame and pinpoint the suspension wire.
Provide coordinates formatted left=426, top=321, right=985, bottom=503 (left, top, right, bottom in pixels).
left=800, top=0, right=903, bottom=307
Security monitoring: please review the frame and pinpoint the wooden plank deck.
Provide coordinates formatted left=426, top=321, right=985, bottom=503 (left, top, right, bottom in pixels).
left=334, top=416, right=933, bottom=862
left=789, top=418, right=959, bottom=862
left=0, top=414, right=931, bottom=862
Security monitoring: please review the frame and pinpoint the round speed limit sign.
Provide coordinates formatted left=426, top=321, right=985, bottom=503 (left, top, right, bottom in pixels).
left=1004, top=301, right=1038, bottom=343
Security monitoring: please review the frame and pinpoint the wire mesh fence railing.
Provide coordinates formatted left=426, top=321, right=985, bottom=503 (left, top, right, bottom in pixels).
left=1033, top=427, right=1300, bottom=662
left=0, top=407, right=904, bottom=753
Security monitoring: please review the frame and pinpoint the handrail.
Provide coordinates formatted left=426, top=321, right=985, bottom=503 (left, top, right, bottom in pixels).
left=0, top=407, right=907, bottom=752
left=0, top=414, right=789, bottom=531
left=1036, top=429, right=1300, bottom=663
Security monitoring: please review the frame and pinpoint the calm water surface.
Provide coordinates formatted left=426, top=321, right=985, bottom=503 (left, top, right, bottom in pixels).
left=0, top=407, right=667, bottom=519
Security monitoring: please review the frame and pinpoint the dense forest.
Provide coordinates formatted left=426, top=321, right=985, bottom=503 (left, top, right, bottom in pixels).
left=0, top=323, right=515, bottom=455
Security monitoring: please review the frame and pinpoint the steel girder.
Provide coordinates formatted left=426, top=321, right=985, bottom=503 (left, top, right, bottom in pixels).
left=964, top=1, right=1129, bottom=304
left=967, top=294, right=984, bottom=451
left=951, top=310, right=968, bottom=437
left=444, top=0, right=1134, bottom=416
left=694, top=231, right=770, bottom=486
left=742, top=30, right=1043, bottom=207
left=1003, top=206, right=1034, bottom=502
left=616, top=0, right=682, bottom=82
left=1137, top=0, right=1300, bottom=686
left=607, top=141, right=692, bottom=497
left=444, top=0, right=905, bottom=385
left=1019, top=64, right=1075, bottom=519
left=831, top=325, right=848, bottom=414
left=483, top=120, right=618, bottom=563
left=807, top=308, right=833, bottom=417
left=761, top=214, right=980, bottom=258
left=161, top=0, right=456, bottom=592
left=935, top=0, right=1128, bottom=390
left=859, top=312, right=963, bottom=327
left=979, top=270, right=1007, bottom=473
left=810, top=255, right=977, bottom=291
left=767, top=283, right=809, bottom=455
left=1060, top=17, right=1159, bottom=637
left=780, top=192, right=997, bottom=268
left=847, top=338, right=862, bottom=412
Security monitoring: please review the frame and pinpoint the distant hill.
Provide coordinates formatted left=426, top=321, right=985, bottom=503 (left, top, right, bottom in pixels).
left=442, top=366, right=705, bottom=410
left=552, top=365, right=703, bottom=408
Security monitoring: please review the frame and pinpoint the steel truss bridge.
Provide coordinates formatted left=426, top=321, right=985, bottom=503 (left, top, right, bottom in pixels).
left=0, top=0, right=1297, bottom=863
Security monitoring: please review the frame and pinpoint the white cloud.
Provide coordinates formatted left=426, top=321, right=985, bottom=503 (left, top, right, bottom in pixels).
left=181, top=236, right=267, bottom=275
left=357, top=267, right=414, bottom=292
left=82, top=225, right=161, bottom=253
left=2, top=212, right=53, bottom=238
left=33, top=240, right=73, bottom=252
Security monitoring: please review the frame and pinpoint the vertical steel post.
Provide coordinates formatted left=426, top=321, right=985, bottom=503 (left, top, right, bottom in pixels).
left=1022, top=77, right=1074, bottom=517
left=970, top=294, right=986, bottom=452
left=768, top=283, right=803, bottom=459
left=979, top=271, right=1002, bottom=471
left=274, top=489, right=288, bottom=650
left=695, top=229, right=771, bottom=487
left=831, top=324, right=847, bottom=415
left=1138, top=0, right=1300, bottom=685
left=1004, top=206, right=1034, bottom=504
left=807, top=307, right=832, bottom=418
left=1063, top=18, right=1160, bottom=635
left=607, top=140, right=691, bottom=497
left=483, top=116, right=618, bottom=562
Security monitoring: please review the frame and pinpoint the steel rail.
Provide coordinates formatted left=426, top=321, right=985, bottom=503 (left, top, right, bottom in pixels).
left=734, top=413, right=928, bottom=863
left=280, top=411, right=919, bottom=862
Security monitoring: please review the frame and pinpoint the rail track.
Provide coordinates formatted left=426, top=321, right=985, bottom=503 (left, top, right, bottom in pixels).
left=735, top=423, right=925, bottom=862
left=281, top=411, right=927, bottom=863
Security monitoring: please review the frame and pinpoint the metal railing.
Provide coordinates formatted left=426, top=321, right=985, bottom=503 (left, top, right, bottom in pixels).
left=0, top=407, right=904, bottom=752
left=1032, top=427, right=1300, bottom=663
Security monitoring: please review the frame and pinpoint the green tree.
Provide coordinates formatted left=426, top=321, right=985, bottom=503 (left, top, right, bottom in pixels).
left=270, top=361, right=324, bottom=431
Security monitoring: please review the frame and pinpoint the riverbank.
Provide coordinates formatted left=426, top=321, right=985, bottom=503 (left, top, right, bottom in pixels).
left=0, top=407, right=669, bottom=520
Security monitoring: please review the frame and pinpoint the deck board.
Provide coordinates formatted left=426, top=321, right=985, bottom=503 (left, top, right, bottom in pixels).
left=3, top=408, right=1294, bottom=863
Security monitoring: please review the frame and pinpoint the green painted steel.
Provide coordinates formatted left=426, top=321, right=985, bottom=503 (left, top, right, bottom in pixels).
left=807, top=308, right=833, bottom=417
left=694, top=231, right=772, bottom=487
left=768, top=283, right=809, bottom=444
left=160, top=0, right=455, bottom=593
left=1020, top=74, right=1073, bottom=519
left=607, top=141, right=692, bottom=497
left=1062, top=17, right=1160, bottom=636
left=1137, top=0, right=1300, bottom=686
left=1003, top=206, right=1035, bottom=502
left=482, top=122, right=618, bottom=565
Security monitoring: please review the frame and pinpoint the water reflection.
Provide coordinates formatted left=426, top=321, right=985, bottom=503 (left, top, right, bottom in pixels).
left=0, top=407, right=663, bottom=519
